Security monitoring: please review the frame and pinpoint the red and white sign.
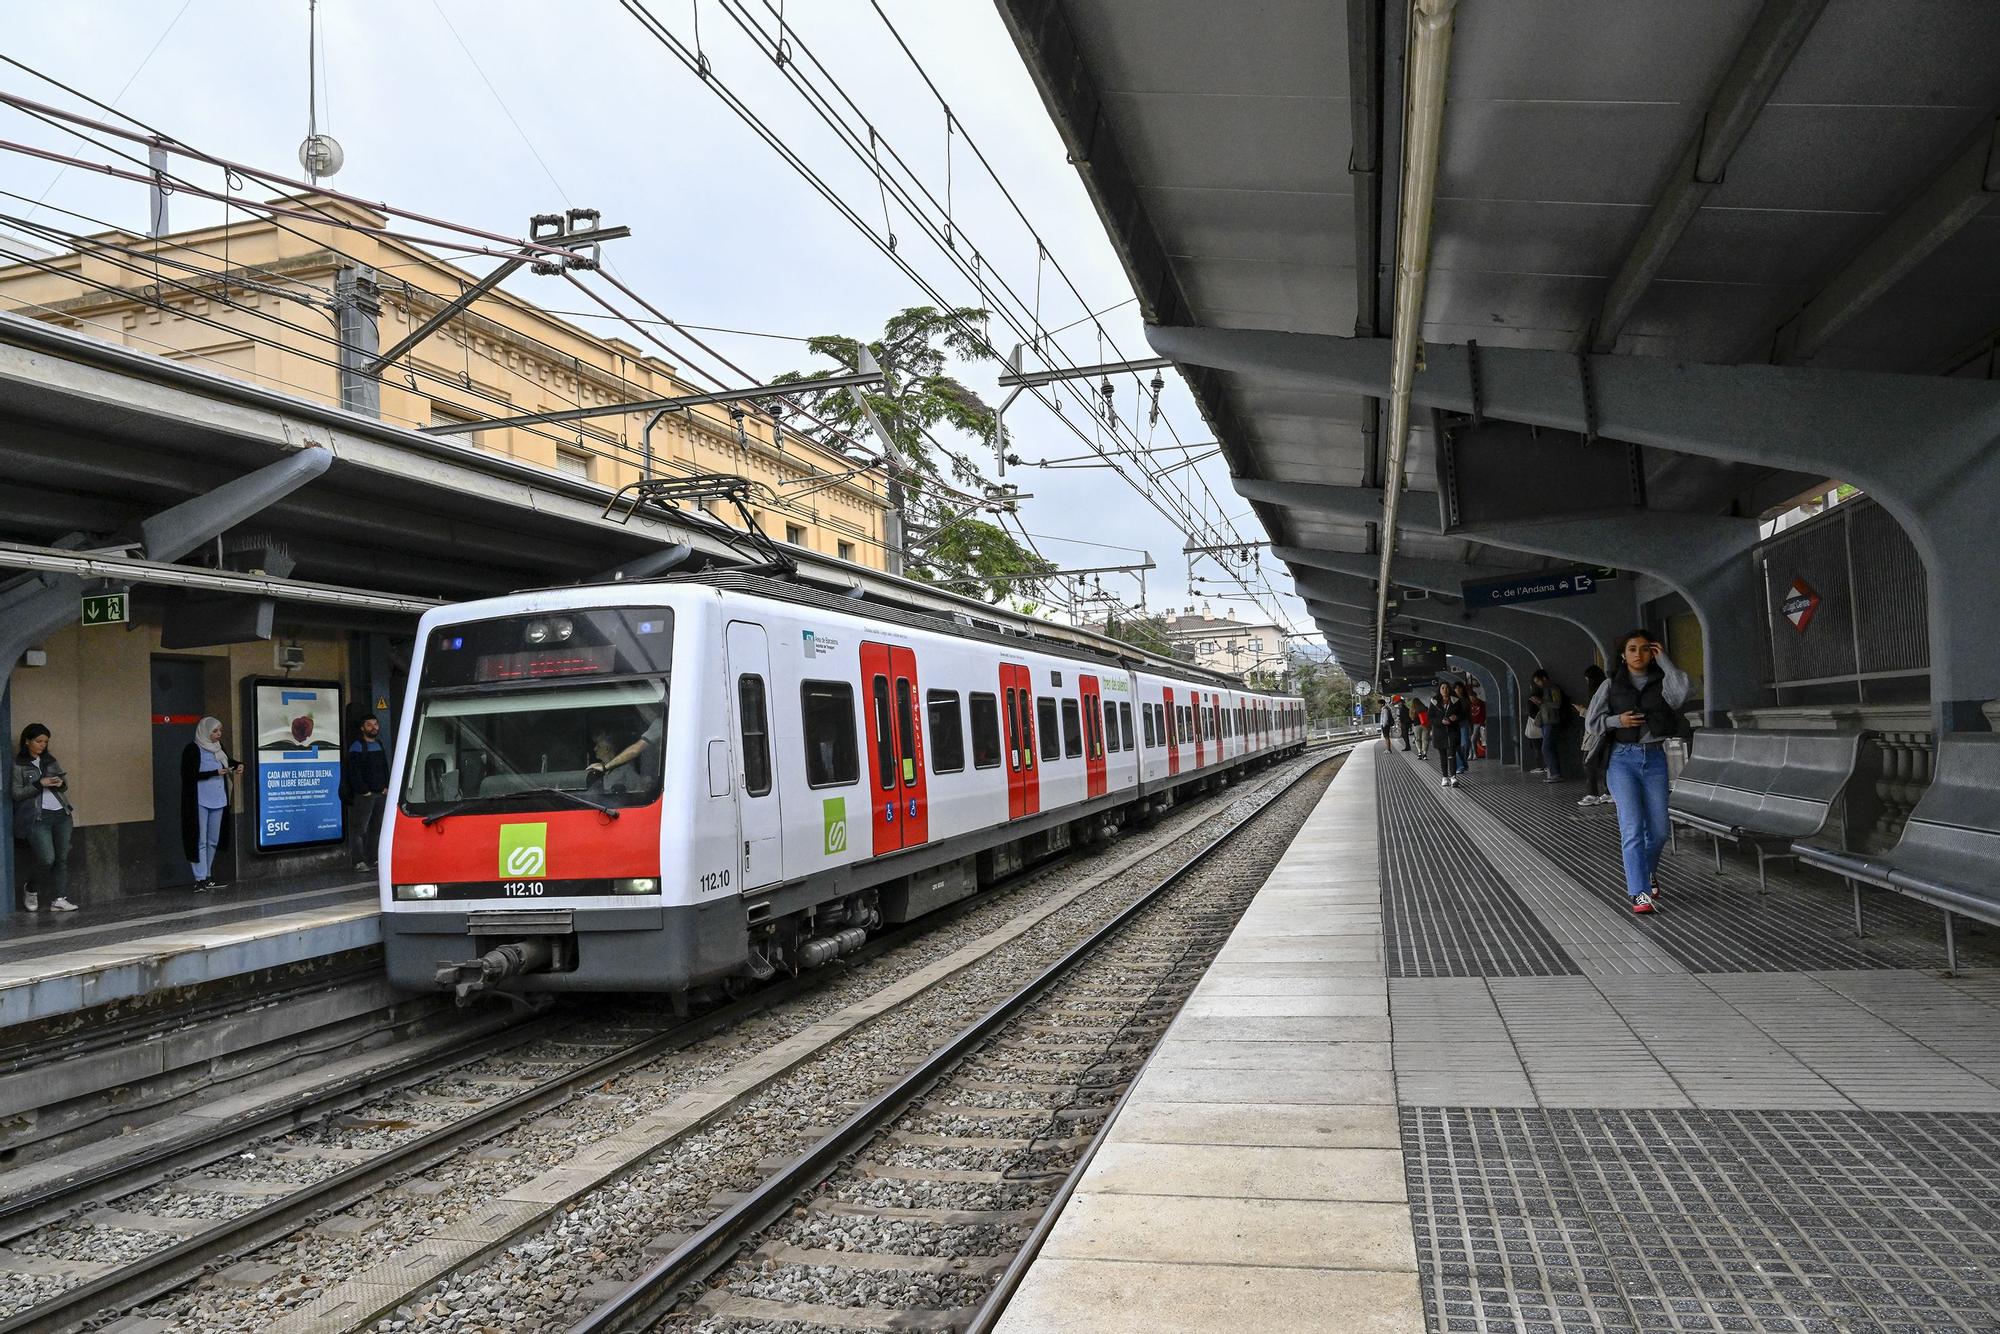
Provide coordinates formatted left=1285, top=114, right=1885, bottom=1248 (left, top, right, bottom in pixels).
left=1781, top=578, right=1821, bottom=634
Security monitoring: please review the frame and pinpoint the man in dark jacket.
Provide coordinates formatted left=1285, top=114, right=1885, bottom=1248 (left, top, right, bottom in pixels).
left=342, top=715, right=391, bottom=872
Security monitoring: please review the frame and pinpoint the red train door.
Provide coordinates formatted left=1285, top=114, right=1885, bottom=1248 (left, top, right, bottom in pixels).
left=1193, top=691, right=1206, bottom=769
left=1000, top=663, right=1040, bottom=819
left=1079, top=675, right=1107, bottom=799
left=862, top=642, right=930, bottom=854
left=1163, top=686, right=1179, bottom=775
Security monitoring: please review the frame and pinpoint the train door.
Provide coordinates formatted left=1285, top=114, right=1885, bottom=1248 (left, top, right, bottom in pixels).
left=1079, top=675, right=1107, bottom=798
left=862, top=641, right=930, bottom=854
left=1193, top=691, right=1206, bottom=769
left=1163, top=686, right=1179, bottom=776
left=725, top=620, right=784, bottom=889
left=1000, top=663, right=1039, bottom=819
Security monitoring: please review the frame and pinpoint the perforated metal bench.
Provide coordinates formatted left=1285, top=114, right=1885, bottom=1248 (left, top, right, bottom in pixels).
left=1793, top=734, right=2000, bottom=972
left=1668, top=729, right=1864, bottom=890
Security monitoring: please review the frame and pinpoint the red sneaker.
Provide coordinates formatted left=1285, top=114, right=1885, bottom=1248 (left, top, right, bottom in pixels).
left=1631, top=893, right=1655, bottom=914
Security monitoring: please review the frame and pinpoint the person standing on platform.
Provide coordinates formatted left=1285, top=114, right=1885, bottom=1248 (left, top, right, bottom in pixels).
left=1432, top=685, right=1464, bottom=787
left=1394, top=696, right=1412, bottom=751
left=12, top=724, right=76, bottom=913
left=1379, top=701, right=1396, bottom=750
left=1412, top=696, right=1431, bottom=759
left=1467, top=684, right=1487, bottom=760
left=1531, top=669, right=1566, bottom=782
left=1576, top=663, right=1612, bottom=806
left=1452, top=682, right=1474, bottom=776
left=1584, top=630, right=1690, bottom=914
left=181, top=717, right=242, bottom=891
left=342, top=714, right=391, bottom=873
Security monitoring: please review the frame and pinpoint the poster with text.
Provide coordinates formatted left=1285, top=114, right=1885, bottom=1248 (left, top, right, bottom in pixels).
left=252, top=681, right=345, bottom=851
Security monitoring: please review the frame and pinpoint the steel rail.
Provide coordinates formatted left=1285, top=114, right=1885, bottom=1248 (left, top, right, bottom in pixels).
left=570, top=744, right=1351, bottom=1334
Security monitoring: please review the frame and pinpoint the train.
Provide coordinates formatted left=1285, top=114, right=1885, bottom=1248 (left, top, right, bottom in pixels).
left=380, top=573, right=1306, bottom=1001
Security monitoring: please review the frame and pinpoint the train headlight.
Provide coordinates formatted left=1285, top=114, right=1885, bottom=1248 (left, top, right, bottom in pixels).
left=550, top=616, right=575, bottom=641
left=395, top=882, right=441, bottom=900
left=612, top=877, right=659, bottom=895
left=524, top=620, right=551, bottom=645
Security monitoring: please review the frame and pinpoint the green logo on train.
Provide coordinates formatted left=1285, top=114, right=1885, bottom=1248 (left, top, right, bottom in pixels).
left=822, top=798, right=847, bottom=855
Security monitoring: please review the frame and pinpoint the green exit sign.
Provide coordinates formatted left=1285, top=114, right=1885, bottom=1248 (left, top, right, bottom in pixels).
left=81, top=592, right=129, bottom=626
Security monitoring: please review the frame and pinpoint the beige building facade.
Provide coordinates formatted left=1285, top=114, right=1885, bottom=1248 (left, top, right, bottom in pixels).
left=1162, top=607, right=1288, bottom=682
left=0, top=198, right=889, bottom=566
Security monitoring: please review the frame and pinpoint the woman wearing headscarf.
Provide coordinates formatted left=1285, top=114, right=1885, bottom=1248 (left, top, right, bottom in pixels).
left=12, top=723, right=76, bottom=912
left=180, top=716, right=242, bottom=890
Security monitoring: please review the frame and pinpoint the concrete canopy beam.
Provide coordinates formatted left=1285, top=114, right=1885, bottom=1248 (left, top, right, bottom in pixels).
left=1272, top=542, right=1639, bottom=660
left=1293, top=568, right=1599, bottom=696
left=1155, top=322, right=2000, bottom=729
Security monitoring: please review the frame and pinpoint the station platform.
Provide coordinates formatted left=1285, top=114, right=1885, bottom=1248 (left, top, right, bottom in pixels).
left=0, top=875, right=378, bottom=1028
left=998, top=743, right=2000, bottom=1334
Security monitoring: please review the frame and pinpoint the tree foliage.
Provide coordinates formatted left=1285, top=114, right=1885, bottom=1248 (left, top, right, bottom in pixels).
left=1291, top=656, right=1359, bottom=725
left=770, top=307, right=1054, bottom=601
left=1096, top=611, right=1180, bottom=659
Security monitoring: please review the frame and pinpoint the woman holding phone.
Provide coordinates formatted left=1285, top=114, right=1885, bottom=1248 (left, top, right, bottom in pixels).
left=181, top=717, right=245, bottom=890
left=1583, top=631, right=1690, bottom=913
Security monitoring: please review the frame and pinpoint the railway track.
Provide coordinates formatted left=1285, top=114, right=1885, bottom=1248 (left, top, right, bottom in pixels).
left=572, top=748, right=1346, bottom=1333
left=0, top=749, right=1336, bottom=1334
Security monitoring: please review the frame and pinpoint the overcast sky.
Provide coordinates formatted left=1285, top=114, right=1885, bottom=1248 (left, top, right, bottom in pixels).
left=1, top=0, right=1309, bottom=648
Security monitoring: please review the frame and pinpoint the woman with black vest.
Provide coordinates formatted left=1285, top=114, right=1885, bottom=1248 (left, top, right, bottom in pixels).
left=1430, top=686, right=1464, bottom=787
left=1583, top=630, right=1690, bottom=913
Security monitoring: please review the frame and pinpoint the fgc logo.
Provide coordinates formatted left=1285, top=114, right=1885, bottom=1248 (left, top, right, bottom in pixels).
left=498, top=823, right=549, bottom=878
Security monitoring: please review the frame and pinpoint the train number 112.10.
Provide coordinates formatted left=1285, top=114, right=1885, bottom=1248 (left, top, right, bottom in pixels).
left=698, top=868, right=731, bottom=893
left=502, top=881, right=546, bottom=897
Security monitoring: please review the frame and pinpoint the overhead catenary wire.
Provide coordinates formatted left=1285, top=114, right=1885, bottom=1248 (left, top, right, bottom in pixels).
left=645, top=0, right=1287, bottom=620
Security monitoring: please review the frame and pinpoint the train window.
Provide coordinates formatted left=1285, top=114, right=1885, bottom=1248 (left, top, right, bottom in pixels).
left=873, top=678, right=896, bottom=791
left=801, top=681, right=858, bottom=788
left=928, top=691, right=965, bottom=773
left=738, top=675, right=772, bottom=797
left=1153, top=703, right=1164, bottom=746
left=1103, top=703, right=1120, bottom=754
left=1086, top=698, right=1102, bottom=757
left=896, top=679, right=920, bottom=787
left=970, top=692, right=1001, bottom=769
left=1061, top=699, right=1082, bottom=758
left=1142, top=703, right=1155, bottom=748
left=1120, top=702, right=1134, bottom=749
left=1037, top=698, right=1060, bottom=762
left=1003, top=688, right=1021, bottom=769
left=1181, top=705, right=1192, bottom=741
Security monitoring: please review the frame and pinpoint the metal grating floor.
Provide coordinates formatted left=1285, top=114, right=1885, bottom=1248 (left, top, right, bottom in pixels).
left=1403, top=1106, right=2000, bottom=1333
left=1378, top=750, right=1582, bottom=979
left=1452, top=768, right=1998, bottom=975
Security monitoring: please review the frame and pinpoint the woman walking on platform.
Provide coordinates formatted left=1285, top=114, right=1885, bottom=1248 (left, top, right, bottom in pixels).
left=12, top=724, right=77, bottom=912
left=1584, top=631, right=1690, bottom=913
left=1432, top=686, right=1464, bottom=787
left=180, top=717, right=243, bottom=891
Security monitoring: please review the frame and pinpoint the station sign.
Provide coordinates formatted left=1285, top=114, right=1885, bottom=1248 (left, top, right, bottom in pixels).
left=81, top=591, right=129, bottom=626
left=1460, top=566, right=1615, bottom=607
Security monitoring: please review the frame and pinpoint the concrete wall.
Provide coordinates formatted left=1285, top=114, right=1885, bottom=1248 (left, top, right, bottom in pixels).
left=9, top=613, right=350, bottom=901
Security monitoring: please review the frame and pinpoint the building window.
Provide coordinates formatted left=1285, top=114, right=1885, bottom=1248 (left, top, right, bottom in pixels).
left=556, top=448, right=591, bottom=479
left=838, top=540, right=856, bottom=561
left=786, top=522, right=808, bottom=547
left=969, top=692, right=1000, bottom=769
left=927, top=691, right=965, bottom=773
left=801, top=680, right=858, bottom=787
left=1061, top=698, right=1082, bottom=758
left=1037, top=697, right=1061, bottom=762
left=429, top=403, right=486, bottom=446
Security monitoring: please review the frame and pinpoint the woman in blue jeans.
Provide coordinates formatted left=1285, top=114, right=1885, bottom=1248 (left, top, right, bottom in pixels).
left=1582, top=631, right=1690, bottom=914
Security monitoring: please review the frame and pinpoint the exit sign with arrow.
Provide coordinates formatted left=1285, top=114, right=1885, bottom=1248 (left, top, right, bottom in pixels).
left=81, top=592, right=129, bottom=626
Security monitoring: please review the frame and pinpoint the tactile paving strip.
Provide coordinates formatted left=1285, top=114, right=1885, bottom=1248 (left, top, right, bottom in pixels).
left=1378, top=751, right=1582, bottom=978
left=1456, top=775, right=1997, bottom=974
left=1403, top=1106, right=2000, bottom=1333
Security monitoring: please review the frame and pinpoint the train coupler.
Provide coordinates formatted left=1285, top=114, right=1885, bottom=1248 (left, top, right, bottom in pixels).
left=433, top=937, right=555, bottom=1006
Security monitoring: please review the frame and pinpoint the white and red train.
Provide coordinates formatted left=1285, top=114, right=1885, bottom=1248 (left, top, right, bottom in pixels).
left=381, top=574, right=1305, bottom=1000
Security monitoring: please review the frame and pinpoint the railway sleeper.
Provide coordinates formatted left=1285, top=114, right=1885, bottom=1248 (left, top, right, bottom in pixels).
left=753, top=1242, right=1006, bottom=1278
left=694, top=1289, right=969, bottom=1333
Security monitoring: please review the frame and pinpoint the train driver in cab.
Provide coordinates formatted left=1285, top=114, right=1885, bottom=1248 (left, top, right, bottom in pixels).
left=585, top=716, right=661, bottom=791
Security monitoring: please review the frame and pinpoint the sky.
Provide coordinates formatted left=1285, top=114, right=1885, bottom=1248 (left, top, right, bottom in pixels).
left=0, top=0, right=1311, bottom=651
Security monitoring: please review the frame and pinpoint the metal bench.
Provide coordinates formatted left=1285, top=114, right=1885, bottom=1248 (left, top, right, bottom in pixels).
left=1793, top=734, right=2000, bottom=972
left=1668, top=729, right=1864, bottom=890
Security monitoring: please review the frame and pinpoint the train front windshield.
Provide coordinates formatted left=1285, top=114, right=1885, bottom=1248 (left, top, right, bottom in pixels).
left=400, top=608, right=674, bottom=818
